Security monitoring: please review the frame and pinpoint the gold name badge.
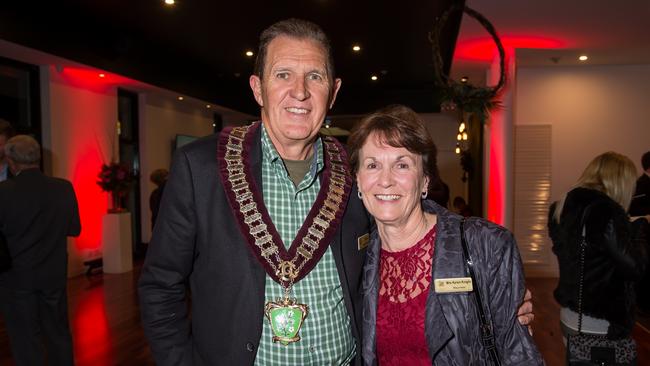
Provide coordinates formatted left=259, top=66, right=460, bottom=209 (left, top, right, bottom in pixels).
left=357, top=233, right=369, bottom=250
left=434, top=277, right=473, bottom=293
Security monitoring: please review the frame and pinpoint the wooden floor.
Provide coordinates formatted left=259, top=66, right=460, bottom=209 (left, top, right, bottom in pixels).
left=1, top=268, right=649, bottom=365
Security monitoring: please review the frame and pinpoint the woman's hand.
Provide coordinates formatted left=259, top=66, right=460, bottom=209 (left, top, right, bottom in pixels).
left=517, top=289, right=534, bottom=335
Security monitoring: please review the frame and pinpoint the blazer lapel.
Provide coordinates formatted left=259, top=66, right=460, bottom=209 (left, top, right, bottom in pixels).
left=361, top=229, right=381, bottom=365
left=425, top=203, right=462, bottom=358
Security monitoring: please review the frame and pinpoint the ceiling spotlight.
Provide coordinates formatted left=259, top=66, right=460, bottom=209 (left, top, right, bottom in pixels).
left=177, top=96, right=184, bottom=101
left=98, top=73, right=105, bottom=78
left=352, top=45, right=361, bottom=52
left=460, top=76, right=469, bottom=83
left=206, top=104, right=211, bottom=109
left=164, top=0, right=175, bottom=4
left=245, top=51, right=254, bottom=57
left=371, top=75, right=378, bottom=81
left=578, top=55, right=588, bottom=61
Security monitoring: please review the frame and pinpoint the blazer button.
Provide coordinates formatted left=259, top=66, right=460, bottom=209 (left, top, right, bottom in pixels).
left=246, top=342, right=255, bottom=352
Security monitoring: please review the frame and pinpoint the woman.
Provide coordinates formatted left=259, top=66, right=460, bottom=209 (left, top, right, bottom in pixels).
left=549, top=152, right=647, bottom=341
left=348, top=105, right=542, bottom=365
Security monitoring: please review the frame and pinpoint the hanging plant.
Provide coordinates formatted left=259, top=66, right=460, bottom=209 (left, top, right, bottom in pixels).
left=429, top=4, right=506, bottom=123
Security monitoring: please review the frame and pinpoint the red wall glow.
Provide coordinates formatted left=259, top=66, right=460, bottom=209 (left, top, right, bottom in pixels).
left=60, top=68, right=134, bottom=93
left=50, top=66, right=127, bottom=252
left=487, top=107, right=505, bottom=224
left=453, top=36, right=566, bottom=62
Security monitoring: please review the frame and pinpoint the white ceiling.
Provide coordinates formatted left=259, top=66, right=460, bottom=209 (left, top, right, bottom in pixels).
left=451, top=0, right=650, bottom=84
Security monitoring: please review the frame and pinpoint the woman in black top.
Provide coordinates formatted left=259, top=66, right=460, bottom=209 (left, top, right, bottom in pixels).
left=549, top=151, right=648, bottom=340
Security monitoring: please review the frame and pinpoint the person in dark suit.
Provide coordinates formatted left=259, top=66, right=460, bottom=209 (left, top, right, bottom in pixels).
left=0, top=135, right=81, bottom=365
left=138, top=19, right=372, bottom=365
left=630, top=151, right=650, bottom=218
left=631, top=151, right=650, bottom=313
left=0, top=119, right=16, bottom=182
left=148, top=168, right=168, bottom=230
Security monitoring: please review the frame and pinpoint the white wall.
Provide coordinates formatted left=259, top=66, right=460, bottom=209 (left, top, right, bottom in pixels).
left=139, top=95, right=215, bottom=242
left=45, top=66, right=119, bottom=276
left=516, top=64, right=650, bottom=203
left=515, top=63, right=650, bottom=276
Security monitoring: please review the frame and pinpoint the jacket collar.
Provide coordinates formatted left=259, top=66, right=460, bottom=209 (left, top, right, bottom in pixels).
left=364, top=200, right=462, bottom=361
left=423, top=200, right=458, bottom=357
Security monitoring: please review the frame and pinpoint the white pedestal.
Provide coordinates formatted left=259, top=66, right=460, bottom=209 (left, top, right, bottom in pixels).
left=102, top=212, right=133, bottom=273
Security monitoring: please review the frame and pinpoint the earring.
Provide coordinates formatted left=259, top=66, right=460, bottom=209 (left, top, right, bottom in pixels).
left=357, top=190, right=363, bottom=199
left=421, top=191, right=428, bottom=199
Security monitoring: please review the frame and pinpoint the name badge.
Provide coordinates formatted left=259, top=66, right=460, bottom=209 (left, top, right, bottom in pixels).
left=434, top=277, right=473, bottom=293
left=357, top=233, right=369, bottom=250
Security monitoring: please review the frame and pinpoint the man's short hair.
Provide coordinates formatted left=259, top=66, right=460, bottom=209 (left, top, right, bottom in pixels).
left=5, top=135, right=41, bottom=166
left=0, top=119, right=15, bottom=139
left=642, top=151, right=650, bottom=171
left=254, top=18, right=335, bottom=81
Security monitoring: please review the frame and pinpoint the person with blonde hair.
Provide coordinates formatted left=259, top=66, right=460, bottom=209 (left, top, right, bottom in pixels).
left=549, top=151, right=648, bottom=345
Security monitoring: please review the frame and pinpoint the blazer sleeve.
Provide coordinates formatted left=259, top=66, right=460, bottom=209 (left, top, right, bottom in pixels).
left=67, top=182, right=81, bottom=237
left=138, top=149, right=197, bottom=366
left=481, top=224, right=544, bottom=365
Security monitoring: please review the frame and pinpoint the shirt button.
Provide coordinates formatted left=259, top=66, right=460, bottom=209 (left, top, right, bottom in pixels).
left=246, top=342, right=255, bottom=352
left=309, top=346, right=316, bottom=353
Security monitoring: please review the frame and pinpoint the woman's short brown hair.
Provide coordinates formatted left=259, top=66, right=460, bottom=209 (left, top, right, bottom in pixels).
left=347, top=104, right=438, bottom=182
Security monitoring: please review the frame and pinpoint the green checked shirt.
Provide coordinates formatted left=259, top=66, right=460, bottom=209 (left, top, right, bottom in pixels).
left=254, top=125, right=355, bottom=366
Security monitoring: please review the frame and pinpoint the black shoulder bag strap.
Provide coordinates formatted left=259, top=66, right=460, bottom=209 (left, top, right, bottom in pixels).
left=460, top=218, right=502, bottom=366
left=576, top=204, right=595, bottom=334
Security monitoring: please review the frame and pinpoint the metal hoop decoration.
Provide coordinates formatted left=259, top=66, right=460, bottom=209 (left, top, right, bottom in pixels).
left=429, top=5, right=507, bottom=112
left=421, top=191, right=428, bottom=200
left=357, top=190, right=362, bottom=199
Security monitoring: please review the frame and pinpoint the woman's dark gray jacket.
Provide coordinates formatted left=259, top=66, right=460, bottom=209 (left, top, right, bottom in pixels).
left=361, top=200, right=544, bottom=365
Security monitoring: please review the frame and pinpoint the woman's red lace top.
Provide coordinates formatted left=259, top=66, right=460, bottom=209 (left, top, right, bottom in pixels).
left=376, top=225, right=436, bottom=366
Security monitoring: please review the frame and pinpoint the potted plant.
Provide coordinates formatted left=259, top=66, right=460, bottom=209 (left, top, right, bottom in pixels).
left=96, top=162, right=135, bottom=213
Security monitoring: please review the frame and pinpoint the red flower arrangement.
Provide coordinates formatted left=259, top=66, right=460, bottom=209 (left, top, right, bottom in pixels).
left=97, top=162, right=134, bottom=193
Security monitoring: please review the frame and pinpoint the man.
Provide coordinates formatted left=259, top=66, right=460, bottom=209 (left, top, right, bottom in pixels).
left=0, top=135, right=81, bottom=365
left=139, top=18, right=532, bottom=365
left=631, top=151, right=650, bottom=313
left=0, top=119, right=16, bottom=182
left=631, top=151, right=650, bottom=218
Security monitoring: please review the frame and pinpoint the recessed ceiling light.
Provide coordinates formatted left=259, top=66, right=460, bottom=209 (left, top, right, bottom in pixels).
left=578, top=55, right=588, bottom=61
left=178, top=96, right=184, bottom=101
left=352, top=45, right=361, bottom=52
left=245, top=51, right=254, bottom=57
left=98, top=73, right=105, bottom=78
left=206, top=104, right=211, bottom=109
left=371, top=75, right=378, bottom=81
left=164, top=0, right=175, bottom=5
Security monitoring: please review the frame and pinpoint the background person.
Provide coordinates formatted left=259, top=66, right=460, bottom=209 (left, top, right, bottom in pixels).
left=148, top=168, right=168, bottom=230
left=630, top=151, right=650, bottom=218
left=452, top=195, right=473, bottom=217
left=0, top=119, right=16, bottom=182
left=348, top=105, right=542, bottom=365
left=630, top=151, right=650, bottom=314
left=549, top=152, right=647, bottom=344
left=0, top=135, right=81, bottom=365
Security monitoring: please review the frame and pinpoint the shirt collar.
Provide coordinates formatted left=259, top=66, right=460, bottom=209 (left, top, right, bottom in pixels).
left=260, top=123, right=324, bottom=176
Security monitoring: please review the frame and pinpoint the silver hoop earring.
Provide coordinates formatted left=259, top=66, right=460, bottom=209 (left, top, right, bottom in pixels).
left=357, top=190, right=363, bottom=199
left=421, top=191, right=428, bottom=200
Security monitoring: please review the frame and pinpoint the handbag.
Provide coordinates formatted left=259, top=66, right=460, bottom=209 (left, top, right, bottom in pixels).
left=460, top=219, right=501, bottom=366
left=566, top=208, right=637, bottom=366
